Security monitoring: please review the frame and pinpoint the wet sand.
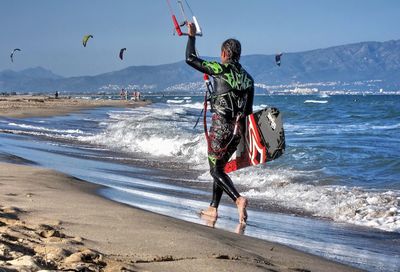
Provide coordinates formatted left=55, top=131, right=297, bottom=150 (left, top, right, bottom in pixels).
left=0, top=95, right=149, bottom=118
left=0, top=162, right=362, bottom=272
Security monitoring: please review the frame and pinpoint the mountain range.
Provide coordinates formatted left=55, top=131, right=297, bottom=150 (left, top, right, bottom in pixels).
left=1, top=39, right=399, bottom=94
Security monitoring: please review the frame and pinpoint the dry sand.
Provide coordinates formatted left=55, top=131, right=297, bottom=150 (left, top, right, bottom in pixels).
left=0, top=95, right=149, bottom=118
left=0, top=163, right=362, bottom=272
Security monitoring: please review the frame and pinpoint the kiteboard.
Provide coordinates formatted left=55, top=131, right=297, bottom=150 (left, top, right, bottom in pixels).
left=224, top=107, right=285, bottom=173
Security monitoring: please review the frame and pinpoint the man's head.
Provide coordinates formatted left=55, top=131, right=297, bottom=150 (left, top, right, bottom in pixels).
left=221, top=38, right=241, bottom=63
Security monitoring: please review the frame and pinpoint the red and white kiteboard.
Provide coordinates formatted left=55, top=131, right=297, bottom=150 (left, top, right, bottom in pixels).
left=224, top=107, right=285, bottom=173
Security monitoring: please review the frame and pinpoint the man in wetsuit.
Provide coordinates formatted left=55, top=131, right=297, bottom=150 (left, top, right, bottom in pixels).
left=185, top=23, right=254, bottom=224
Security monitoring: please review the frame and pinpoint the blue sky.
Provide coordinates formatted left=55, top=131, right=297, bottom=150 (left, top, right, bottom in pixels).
left=1, top=0, right=399, bottom=76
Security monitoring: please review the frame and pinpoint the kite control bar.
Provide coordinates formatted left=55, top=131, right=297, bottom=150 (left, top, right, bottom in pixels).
left=166, top=0, right=203, bottom=36
left=166, top=0, right=209, bottom=132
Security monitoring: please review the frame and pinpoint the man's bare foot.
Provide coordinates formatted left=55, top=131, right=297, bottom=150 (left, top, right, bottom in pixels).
left=202, top=217, right=217, bottom=228
left=236, top=197, right=248, bottom=224
left=200, top=206, right=218, bottom=220
left=200, top=206, right=218, bottom=227
left=235, top=223, right=246, bottom=234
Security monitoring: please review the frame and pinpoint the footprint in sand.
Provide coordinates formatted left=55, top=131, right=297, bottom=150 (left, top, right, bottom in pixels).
left=5, top=193, right=18, bottom=197
left=37, top=224, right=65, bottom=239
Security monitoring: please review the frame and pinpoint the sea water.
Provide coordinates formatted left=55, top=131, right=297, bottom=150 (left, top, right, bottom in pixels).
left=0, top=94, right=399, bottom=271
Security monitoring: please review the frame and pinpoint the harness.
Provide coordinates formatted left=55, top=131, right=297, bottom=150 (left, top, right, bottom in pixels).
left=202, top=75, right=244, bottom=156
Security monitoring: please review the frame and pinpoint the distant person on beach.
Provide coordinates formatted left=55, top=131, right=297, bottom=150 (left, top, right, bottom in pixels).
left=55, top=91, right=59, bottom=99
left=185, top=23, right=254, bottom=225
left=120, top=89, right=124, bottom=100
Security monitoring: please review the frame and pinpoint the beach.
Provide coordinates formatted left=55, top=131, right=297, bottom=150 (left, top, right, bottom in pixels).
left=0, top=162, right=360, bottom=272
left=0, top=95, right=149, bottom=118
left=0, top=97, right=364, bottom=272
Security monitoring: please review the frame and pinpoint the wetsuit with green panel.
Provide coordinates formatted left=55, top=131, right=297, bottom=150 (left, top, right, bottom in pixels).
left=186, top=36, right=254, bottom=208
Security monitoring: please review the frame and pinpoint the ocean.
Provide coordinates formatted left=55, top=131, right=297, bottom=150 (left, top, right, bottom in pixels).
left=0, top=94, right=399, bottom=271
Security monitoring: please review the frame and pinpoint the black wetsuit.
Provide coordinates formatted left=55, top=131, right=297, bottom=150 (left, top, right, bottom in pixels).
left=186, top=36, right=254, bottom=208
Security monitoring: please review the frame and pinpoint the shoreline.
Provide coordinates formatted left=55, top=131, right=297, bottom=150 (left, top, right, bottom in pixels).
left=0, top=96, right=365, bottom=271
left=0, top=162, right=362, bottom=271
left=0, top=95, right=150, bottom=118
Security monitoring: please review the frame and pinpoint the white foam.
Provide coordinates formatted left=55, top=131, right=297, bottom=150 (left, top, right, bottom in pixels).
left=319, top=93, right=330, bottom=98
left=181, top=102, right=204, bottom=110
left=167, top=99, right=184, bottom=104
left=222, top=167, right=400, bottom=232
left=7, top=122, right=88, bottom=135
left=78, top=104, right=209, bottom=166
left=371, top=123, right=400, bottom=130
left=253, top=104, right=270, bottom=111
left=304, top=100, right=328, bottom=104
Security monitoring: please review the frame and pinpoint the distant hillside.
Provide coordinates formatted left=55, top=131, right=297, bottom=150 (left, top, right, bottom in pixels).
left=0, top=67, right=63, bottom=92
left=1, top=39, right=399, bottom=93
left=241, top=40, right=400, bottom=87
